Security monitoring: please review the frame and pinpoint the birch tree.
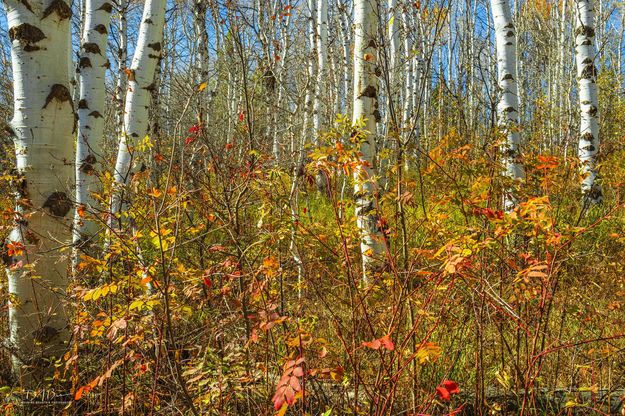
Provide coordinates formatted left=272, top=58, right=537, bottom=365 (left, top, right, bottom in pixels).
left=110, top=0, right=166, bottom=222
left=3, top=0, right=74, bottom=382
left=353, top=0, right=388, bottom=277
left=73, top=0, right=113, bottom=261
left=491, top=0, right=524, bottom=210
left=574, top=0, right=602, bottom=204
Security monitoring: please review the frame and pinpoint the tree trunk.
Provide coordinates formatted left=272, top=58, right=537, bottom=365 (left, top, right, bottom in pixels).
left=353, top=0, right=387, bottom=279
left=491, top=0, right=524, bottom=210
left=574, top=0, right=602, bottom=204
left=73, top=0, right=113, bottom=262
left=110, top=0, right=166, bottom=222
left=3, top=0, right=75, bottom=384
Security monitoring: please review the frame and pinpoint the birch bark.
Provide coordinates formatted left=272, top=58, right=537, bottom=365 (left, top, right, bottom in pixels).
left=491, top=0, right=524, bottom=209
left=110, top=0, right=166, bottom=222
left=3, top=0, right=75, bottom=382
left=73, top=0, right=113, bottom=258
left=574, top=0, right=602, bottom=204
left=353, top=0, right=388, bottom=278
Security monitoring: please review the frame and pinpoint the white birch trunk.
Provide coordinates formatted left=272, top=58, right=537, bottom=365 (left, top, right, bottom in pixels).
left=313, top=0, right=327, bottom=143
left=491, top=0, right=524, bottom=210
left=353, top=0, right=388, bottom=278
left=574, top=0, right=602, bottom=204
left=3, top=0, right=75, bottom=382
left=73, top=0, right=113, bottom=258
left=401, top=6, right=414, bottom=135
left=110, top=0, right=166, bottom=221
left=114, top=0, right=127, bottom=137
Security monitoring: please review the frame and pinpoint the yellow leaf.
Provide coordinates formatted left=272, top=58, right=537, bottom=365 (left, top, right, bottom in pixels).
left=416, top=342, right=441, bottom=365
left=198, top=82, right=207, bottom=92
left=147, top=188, right=162, bottom=198
left=275, top=403, right=288, bottom=416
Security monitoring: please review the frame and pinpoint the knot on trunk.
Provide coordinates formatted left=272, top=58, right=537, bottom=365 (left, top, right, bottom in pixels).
left=575, top=25, right=595, bottom=38
left=93, top=24, right=108, bottom=34
left=42, top=0, right=72, bottom=20
left=79, top=57, right=92, bottom=68
left=32, top=326, right=60, bottom=344
left=82, top=42, right=101, bottom=55
left=359, top=85, right=377, bottom=99
left=97, top=2, right=113, bottom=12
left=79, top=154, right=97, bottom=174
left=9, top=24, right=45, bottom=51
left=42, top=192, right=72, bottom=217
left=43, top=84, right=72, bottom=109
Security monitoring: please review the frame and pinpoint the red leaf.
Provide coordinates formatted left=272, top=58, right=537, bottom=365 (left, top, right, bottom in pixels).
left=442, top=380, right=459, bottom=394
left=225, top=143, right=233, bottom=150
left=362, top=339, right=381, bottom=350
left=273, top=394, right=284, bottom=410
left=436, top=386, right=451, bottom=401
left=289, top=375, right=301, bottom=392
left=203, top=276, right=212, bottom=288
left=379, top=335, right=395, bottom=351
left=284, top=386, right=295, bottom=405
left=185, top=136, right=195, bottom=146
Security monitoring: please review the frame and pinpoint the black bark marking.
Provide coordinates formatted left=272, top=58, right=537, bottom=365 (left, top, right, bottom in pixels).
left=143, top=83, right=157, bottom=92
left=97, top=2, right=113, bottom=12
left=366, top=39, right=376, bottom=49
left=575, top=25, right=595, bottom=38
left=581, top=64, right=597, bottom=79
left=79, top=57, right=92, bottom=68
left=581, top=132, right=595, bottom=143
left=9, top=24, right=45, bottom=46
left=583, top=144, right=596, bottom=152
left=42, top=192, right=71, bottom=217
left=83, top=42, right=101, bottom=55
left=19, top=0, right=33, bottom=12
left=43, top=84, right=71, bottom=109
left=147, top=42, right=161, bottom=51
left=359, top=85, right=377, bottom=99
left=93, top=24, right=107, bottom=34
left=148, top=54, right=160, bottom=59
left=42, top=0, right=72, bottom=20
left=32, top=326, right=60, bottom=344
left=11, top=170, right=29, bottom=198
left=79, top=154, right=97, bottom=174
left=372, top=109, right=381, bottom=122
left=25, top=230, right=38, bottom=244
left=78, top=99, right=88, bottom=109
left=88, top=111, right=103, bottom=118
left=502, top=73, right=514, bottom=81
